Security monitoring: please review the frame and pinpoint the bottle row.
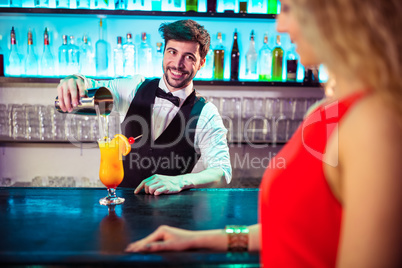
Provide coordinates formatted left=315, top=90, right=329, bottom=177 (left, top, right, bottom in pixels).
left=1, top=22, right=324, bottom=83
left=2, top=0, right=279, bottom=14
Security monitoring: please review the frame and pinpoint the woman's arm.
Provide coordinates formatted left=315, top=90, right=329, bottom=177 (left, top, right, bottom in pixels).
left=125, top=224, right=261, bottom=252
left=336, top=97, right=402, bottom=267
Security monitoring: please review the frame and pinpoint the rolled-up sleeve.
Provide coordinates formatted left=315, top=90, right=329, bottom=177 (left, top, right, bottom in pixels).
left=194, top=102, right=232, bottom=184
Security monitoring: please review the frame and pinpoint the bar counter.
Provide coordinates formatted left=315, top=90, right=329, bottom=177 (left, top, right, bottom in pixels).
left=0, top=187, right=260, bottom=267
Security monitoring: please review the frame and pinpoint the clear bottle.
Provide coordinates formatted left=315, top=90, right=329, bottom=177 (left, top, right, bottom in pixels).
left=138, top=32, right=153, bottom=77
left=58, top=35, right=69, bottom=76
left=94, top=0, right=112, bottom=9
left=8, top=27, right=21, bottom=77
left=213, top=32, right=225, bottom=80
left=67, top=35, right=80, bottom=74
left=76, top=0, right=90, bottom=8
left=151, top=0, right=161, bottom=11
left=25, top=29, right=38, bottom=77
left=258, top=33, right=272, bottom=81
left=79, top=35, right=96, bottom=76
left=186, top=0, right=197, bottom=11
left=35, top=0, right=49, bottom=8
left=113, top=36, right=124, bottom=77
left=249, top=0, right=266, bottom=14
left=56, top=0, right=70, bottom=8
left=230, top=29, right=239, bottom=81
left=271, top=35, right=284, bottom=81
left=123, top=32, right=136, bottom=77
left=10, top=0, right=22, bottom=7
left=286, top=42, right=298, bottom=82
left=95, top=19, right=109, bottom=77
left=245, top=30, right=258, bottom=80
left=130, top=0, right=151, bottom=10
left=221, top=0, right=236, bottom=13
left=153, top=42, right=163, bottom=77
left=40, top=27, right=55, bottom=77
left=198, top=45, right=214, bottom=79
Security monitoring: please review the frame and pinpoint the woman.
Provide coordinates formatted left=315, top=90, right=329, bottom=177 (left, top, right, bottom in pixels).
left=126, top=0, right=402, bottom=266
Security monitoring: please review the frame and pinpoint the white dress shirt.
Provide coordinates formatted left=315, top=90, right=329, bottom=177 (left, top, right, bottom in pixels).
left=83, top=75, right=232, bottom=183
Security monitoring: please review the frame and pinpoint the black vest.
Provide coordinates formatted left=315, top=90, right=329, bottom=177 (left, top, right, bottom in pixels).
left=119, top=79, right=207, bottom=188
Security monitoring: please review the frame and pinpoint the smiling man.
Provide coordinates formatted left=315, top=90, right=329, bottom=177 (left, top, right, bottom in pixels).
left=56, top=20, right=232, bottom=195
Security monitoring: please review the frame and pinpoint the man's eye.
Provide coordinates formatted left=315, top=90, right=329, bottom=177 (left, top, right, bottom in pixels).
left=186, top=55, right=195, bottom=61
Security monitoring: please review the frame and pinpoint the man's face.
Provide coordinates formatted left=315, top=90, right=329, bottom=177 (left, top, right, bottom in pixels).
left=162, top=39, right=206, bottom=92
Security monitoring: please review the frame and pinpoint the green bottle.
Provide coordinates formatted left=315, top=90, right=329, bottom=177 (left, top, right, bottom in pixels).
left=268, top=0, right=277, bottom=14
left=213, top=32, right=225, bottom=80
left=186, top=0, right=198, bottom=12
left=271, top=35, right=284, bottom=81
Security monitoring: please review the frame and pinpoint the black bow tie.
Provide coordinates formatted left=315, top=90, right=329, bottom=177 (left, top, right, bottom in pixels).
left=155, top=87, right=181, bottom=107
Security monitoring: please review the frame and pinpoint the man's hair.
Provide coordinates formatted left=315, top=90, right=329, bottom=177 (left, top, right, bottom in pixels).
left=158, top=19, right=210, bottom=59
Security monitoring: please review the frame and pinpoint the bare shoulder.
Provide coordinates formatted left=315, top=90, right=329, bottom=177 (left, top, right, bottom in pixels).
left=341, top=93, right=401, bottom=149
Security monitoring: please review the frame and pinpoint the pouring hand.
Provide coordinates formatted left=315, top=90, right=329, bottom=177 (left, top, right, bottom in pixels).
left=134, top=174, right=187, bottom=195
left=56, top=75, right=87, bottom=112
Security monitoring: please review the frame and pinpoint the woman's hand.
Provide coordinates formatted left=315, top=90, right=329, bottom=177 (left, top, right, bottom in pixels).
left=125, top=225, right=228, bottom=253
left=125, top=225, right=199, bottom=252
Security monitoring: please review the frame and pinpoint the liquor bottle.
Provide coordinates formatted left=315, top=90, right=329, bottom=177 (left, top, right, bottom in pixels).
left=258, top=33, right=272, bottom=81
left=207, top=0, right=216, bottom=12
left=10, top=0, right=22, bottom=7
left=221, top=0, right=236, bottom=13
left=245, top=30, right=258, bottom=80
left=286, top=42, right=298, bottom=81
left=123, top=33, right=135, bottom=77
left=230, top=29, right=239, bottom=81
left=96, top=19, right=109, bottom=77
left=249, top=0, right=266, bottom=14
left=35, top=0, right=49, bottom=8
left=186, top=0, right=197, bottom=11
left=198, top=44, right=214, bottom=79
left=268, top=0, right=277, bottom=14
left=151, top=0, right=161, bottom=11
left=94, top=0, right=112, bottom=9
left=131, top=0, right=151, bottom=10
left=138, top=32, right=153, bottom=77
left=8, top=27, right=21, bottom=76
left=58, top=35, right=69, bottom=76
left=271, top=35, right=284, bottom=81
left=0, top=45, right=4, bottom=76
left=115, top=0, right=127, bottom=9
left=25, top=29, right=38, bottom=77
left=67, top=36, right=80, bottom=74
left=304, top=66, right=319, bottom=83
left=113, top=36, right=124, bottom=77
left=40, top=28, right=55, bottom=77
left=76, top=0, right=90, bottom=8
left=79, top=35, right=96, bottom=76
left=153, top=42, right=163, bottom=77
left=56, top=0, right=70, bottom=8
left=213, top=32, right=224, bottom=80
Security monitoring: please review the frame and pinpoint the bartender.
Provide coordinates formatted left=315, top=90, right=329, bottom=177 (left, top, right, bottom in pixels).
left=56, top=19, right=231, bottom=195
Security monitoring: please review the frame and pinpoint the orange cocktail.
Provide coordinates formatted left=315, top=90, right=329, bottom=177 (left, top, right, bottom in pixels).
left=98, top=134, right=130, bottom=206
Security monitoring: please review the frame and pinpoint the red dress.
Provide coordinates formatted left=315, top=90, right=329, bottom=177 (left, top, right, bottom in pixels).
left=259, top=91, right=367, bottom=267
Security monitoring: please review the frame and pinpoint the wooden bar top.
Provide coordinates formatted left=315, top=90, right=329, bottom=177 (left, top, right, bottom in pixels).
left=0, top=187, right=260, bottom=267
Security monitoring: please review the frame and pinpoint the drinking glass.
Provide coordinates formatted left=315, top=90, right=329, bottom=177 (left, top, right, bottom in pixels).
left=98, top=138, right=125, bottom=206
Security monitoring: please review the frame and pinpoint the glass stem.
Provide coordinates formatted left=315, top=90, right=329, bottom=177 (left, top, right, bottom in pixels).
left=107, top=188, right=117, bottom=200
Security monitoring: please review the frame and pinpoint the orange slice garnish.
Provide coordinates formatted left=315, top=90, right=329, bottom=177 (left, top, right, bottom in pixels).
left=113, top=134, right=131, bottom=156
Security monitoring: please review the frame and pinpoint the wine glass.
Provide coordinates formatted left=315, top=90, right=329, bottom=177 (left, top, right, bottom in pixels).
left=98, top=138, right=125, bottom=205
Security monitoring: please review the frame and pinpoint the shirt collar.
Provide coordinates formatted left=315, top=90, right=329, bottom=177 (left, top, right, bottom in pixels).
left=158, top=78, right=193, bottom=103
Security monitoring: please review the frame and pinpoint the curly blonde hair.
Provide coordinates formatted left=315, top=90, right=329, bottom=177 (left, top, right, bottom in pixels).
left=290, top=0, right=402, bottom=122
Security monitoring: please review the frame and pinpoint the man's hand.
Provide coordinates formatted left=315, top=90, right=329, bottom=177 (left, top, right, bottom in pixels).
left=56, top=75, right=87, bottom=112
left=134, top=174, right=187, bottom=195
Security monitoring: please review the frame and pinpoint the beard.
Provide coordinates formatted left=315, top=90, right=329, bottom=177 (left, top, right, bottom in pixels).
left=163, top=66, right=195, bottom=89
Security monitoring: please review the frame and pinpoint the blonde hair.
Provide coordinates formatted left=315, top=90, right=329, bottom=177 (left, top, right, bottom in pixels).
left=290, top=0, right=402, bottom=122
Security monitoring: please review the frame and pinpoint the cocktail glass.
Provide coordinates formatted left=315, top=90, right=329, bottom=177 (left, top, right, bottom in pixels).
left=98, top=138, right=125, bottom=205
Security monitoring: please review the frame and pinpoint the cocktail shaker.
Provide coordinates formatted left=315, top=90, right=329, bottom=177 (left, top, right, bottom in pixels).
left=55, top=87, right=113, bottom=116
